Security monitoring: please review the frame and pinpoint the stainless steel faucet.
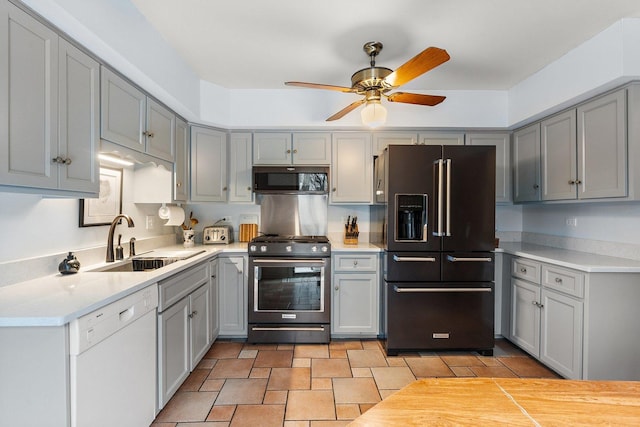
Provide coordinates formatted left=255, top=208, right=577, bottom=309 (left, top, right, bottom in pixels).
left=106, top=214, right=135, bottom=262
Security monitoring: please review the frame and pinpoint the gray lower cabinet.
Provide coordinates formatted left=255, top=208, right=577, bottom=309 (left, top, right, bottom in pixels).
left=0, top=3, right=99, bottom=195
left=331, top=253, right=379, bottom=337
left=209, top=258, right=220, bottom=341
left=158, top=262, right=211, bottom=409
left=218, top=256, right=248, bottom=337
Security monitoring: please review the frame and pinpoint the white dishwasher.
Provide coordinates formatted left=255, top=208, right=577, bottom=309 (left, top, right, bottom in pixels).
left=69, top=284, right=158, bottom=427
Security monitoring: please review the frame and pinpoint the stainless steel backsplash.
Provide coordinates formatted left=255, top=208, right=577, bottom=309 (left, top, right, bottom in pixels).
left=258, top=194, right=328, bottom=236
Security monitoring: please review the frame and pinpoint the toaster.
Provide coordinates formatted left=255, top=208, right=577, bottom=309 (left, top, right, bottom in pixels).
left=203, top=225, right=234, bottom=244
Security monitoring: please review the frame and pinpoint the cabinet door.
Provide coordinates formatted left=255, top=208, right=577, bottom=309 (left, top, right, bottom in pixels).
left=418, top=132, right=464, bottom=145
left=253, top=132, right=292, bottom=164
left=0, top=2, right=59, bottom=189
left=174, top=118, right=189, bottom=202
left=218, top=257, right=247, bottom=336
left=510, top=278, right=541, bottom=357
left=540, top=289, right=583, bottom=379
left=58, top=39, right=99, bottom=194
left=541, top=110, right=577, bottom=201
left=190, top=126, right=227, bottom=202
left=228, top=132, right=253, bottom=202
left=373, top=132, right=416, bottom=155
left=100, top=67, right=146, bottom=151
left=189, top=284, right=211, bottom=370
left=292, top=132, right=331, bottom=164
left=467, top=132, right=512, bottom=204
left=577, top=90, right=627, bottom=199
left=513, top=123, right=541, bottom=202
left=332, top=273, right=379, bottom=335
left=331, top=133, right=372, bottom=203
left=146, top=98, right=175, bottom=162
left=158, top=297, right=190, bottom=408
left=209, top=259, right=220, bottom=341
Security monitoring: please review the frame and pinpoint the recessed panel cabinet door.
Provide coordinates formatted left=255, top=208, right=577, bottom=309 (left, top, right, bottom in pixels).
left=0, top=2, right=59, bottom=188
left=190, top=126, right=227, bottom=202
left=513, top=123, right=541, bottom=202
left=58, top=39, right=99, bottom=194
left=577, top=90, right=627, bottom=199
left=541, top=110, right=577, bottom=201
left=467, top=132, right=511, bottom=204
left=174, top=118, right=189, bottom=202
left=189, top=284, right=211, bottom=370
left=331, top=132, right=372, bottom=203
left=218, top=256, right=247, bottom=336
left=158, top=297, right=190, bottom=408
left=228, top=132, right=253, bottom=202
left=146, top=98, right=175, bottom=162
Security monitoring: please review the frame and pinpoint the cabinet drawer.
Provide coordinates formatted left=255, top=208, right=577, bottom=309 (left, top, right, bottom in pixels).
left=512, top=258, right=541, bottom=283
left=542, top=265, right=584, bottom=298
left=333, top=254, right=378, bottom=272
left=159, top=262, right=209, bottom=311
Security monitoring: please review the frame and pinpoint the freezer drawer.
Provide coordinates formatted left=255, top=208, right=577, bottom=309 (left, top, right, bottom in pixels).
left=442, top=252, right=494, bottom=282
left=386, top=252, right=441, bottom=282
left=385, top=281, right=494, bottom=355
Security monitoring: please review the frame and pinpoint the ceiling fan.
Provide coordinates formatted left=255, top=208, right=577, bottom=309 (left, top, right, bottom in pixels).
left=285, top=41, right=450, bottom=126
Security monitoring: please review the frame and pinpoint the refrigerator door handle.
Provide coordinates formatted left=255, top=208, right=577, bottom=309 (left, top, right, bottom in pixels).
left=445, top=158, right=452, bottom=237
left=446, top=255, right=493, bottom=262
left=393, top=286, right=492, bottom=293
left=393, top=255, right=437, bottom=262
left=434, top=159, right=444, bottom=236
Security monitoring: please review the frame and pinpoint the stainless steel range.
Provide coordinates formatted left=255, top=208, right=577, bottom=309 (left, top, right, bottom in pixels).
left=247, top=235, right=331, bottom=344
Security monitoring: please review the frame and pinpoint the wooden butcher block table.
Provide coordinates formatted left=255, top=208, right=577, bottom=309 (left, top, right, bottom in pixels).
left=348, top=378, right=640, bottom=426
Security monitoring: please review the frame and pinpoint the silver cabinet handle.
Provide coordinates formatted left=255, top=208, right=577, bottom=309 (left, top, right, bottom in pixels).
left=445, top=158, right=452, bottom=237
left=393, top=255, right=436, bottom=262
left=434, top=159, right=444, bottom=236
left=394, top=286, right=492, bottom=293
left=447, top=256, right=492, bottom=262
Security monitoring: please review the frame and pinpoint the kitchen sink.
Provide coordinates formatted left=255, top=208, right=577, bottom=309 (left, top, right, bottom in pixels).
left=89, top=249, right=206, bottom=272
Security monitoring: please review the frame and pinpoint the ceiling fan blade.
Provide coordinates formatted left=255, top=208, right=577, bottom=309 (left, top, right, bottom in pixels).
left=384, top=47, right=450, bottom=88
left=387, top=92, right=446, bottom=106
left=285, top=81, right=355, bottom=92
left=326, top=99, right=366, bottom=121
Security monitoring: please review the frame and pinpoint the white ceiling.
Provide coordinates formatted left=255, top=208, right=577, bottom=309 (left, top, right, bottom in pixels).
left=130, top=0, right=640, bottom=92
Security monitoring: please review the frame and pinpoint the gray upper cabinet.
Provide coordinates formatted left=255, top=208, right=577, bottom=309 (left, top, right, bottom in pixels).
left=0, top=3, right=98, bottom=195
left=190, top=126, right=227, bottom=202
left=331, top=132, right=372, bottom=204
left=467, top=132, right=512, bottom=204
left=101, top=67, right=175, bottom=162
left=228, top=132, right=253, bottom=203
left=540, top=110, right=577, bottom=201
left=418, top=131, right=465, bottom=145
left=513, top=123, right=541, bottom=202
left=174, top=118, right=189, bottom=202
left=372, top=132, right=417, bottom=155
left=253, top=132, right=331, bottom=165
left=577, top=89, right=627, bottom=199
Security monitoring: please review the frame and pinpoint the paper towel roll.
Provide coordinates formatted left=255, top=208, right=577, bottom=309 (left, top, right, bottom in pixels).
left=160, top=206, right=185, bottom=226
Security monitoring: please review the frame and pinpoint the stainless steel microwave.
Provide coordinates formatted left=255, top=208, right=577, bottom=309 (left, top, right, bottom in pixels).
left=253, top=166, right=330, bottom=194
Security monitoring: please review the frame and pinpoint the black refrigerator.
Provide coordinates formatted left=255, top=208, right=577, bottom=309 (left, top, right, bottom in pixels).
left=371, top=144, right=496, bottom=356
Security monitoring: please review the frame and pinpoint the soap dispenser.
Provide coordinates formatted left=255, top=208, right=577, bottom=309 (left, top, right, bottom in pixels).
left=58, top=252, right=81, bottom=275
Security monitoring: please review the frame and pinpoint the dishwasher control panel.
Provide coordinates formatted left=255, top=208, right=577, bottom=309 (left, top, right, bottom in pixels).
left=69, top=284, right=158, bottom=355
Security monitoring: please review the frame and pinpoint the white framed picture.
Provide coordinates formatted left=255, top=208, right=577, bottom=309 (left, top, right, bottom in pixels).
left=79, top=167, right=123, bottom=227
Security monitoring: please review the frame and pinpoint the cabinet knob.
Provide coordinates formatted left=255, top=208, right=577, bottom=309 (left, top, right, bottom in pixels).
left=52, top=156, right=72, bottom=165
left=520, top=267, right=527, bottom=273
left=353, top=260, right=358, bottom=266
left=211, top=274, right=216, bottom=278
left=576, top=179, right=582, bottom=185
left=176, top=182, right=182, bottom=188
left=335, top=286, right=339, bottom=291
left=293, top=149, right=298, bottom=154
left=223, top=186, right=228, bottom=191
left=188, top=310, right=198, bottom=319
left=532, top=301, right=544, bottom=309
left=143, top=131, right=154, bottom=138
left=247, top=187, right=251, bottom=191
left=332, top=188, right=337, bottom=192
left=286, top=149, right=291, bottom=154
left=555, top=277, right=562, bottom=283
left=533, top=184, right=539, bottom=189
left=568, top=180, right=576, bottom=185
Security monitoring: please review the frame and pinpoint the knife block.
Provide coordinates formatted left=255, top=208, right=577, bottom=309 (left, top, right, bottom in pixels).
left=343, top=224, right=359, bottom=245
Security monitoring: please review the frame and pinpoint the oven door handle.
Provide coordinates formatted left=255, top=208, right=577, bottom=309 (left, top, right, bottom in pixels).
left=393, top=286, right=492, bottom=293
left=252, top=259, right=326, bottom=265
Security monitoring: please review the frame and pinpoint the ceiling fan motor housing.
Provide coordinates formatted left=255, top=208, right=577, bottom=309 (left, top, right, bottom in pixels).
left=351, top=67, right=393, bottom=93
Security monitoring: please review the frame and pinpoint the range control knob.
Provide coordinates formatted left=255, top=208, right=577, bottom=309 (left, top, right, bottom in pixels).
left=285, top=245, right=292, bottom=252
left=321, top=246, right=328, bottom=252
left=260, top=245, right=267, bottom=252
left=311, top=246, right=318, bottom=252
left=249, top=245, right=257, bottom=252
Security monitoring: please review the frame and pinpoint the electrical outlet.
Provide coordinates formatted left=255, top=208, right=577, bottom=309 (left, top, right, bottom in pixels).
left=146, top=215, right=154, bottom=230
left=565, top=217, right=577, bottom=227
left=222, top=216, right=233, bottom=224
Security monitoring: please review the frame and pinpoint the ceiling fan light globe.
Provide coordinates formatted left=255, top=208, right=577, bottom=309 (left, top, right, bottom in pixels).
left=361, top=101, right=387, bottom=128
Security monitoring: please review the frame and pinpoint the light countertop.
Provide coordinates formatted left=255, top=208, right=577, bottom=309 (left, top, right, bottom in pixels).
left=496, top=242, right=640, bottom=273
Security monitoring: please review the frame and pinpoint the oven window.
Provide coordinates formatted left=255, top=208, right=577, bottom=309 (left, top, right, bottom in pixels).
left=255, top=265, right=324, bottom=311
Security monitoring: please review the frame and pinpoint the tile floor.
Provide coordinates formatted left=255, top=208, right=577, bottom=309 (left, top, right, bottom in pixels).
left=151, top=339, right=559, bottom=427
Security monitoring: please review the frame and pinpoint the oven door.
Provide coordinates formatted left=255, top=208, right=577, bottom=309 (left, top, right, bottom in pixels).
left=249, top=257, right=330, bottom=324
